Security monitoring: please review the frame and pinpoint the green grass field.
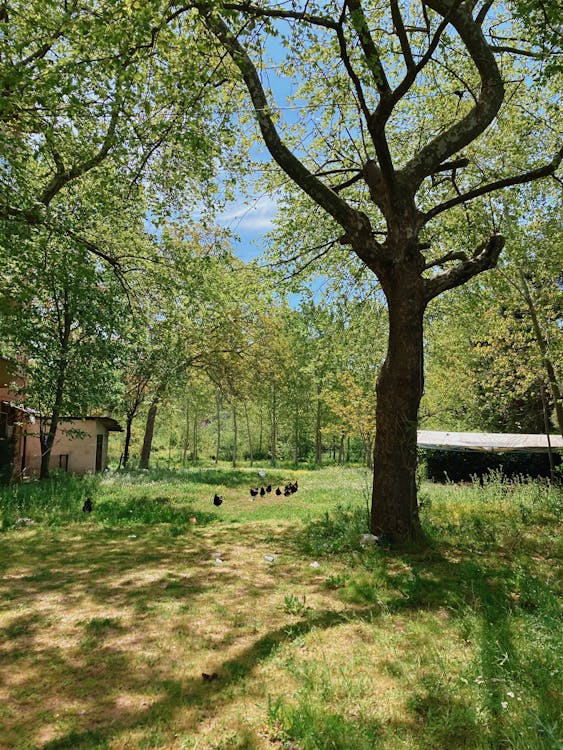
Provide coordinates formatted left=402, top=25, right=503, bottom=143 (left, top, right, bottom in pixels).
left=0, top=466, right=561, bottom=749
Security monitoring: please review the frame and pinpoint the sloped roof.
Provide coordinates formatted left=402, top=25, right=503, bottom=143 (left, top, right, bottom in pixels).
left=417, top=430, right=563, bottom=453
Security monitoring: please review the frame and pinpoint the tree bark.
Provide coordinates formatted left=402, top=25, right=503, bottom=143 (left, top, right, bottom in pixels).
left=244, top=403, right=253, bottom=466
left=139, top=394, right=159, bottom=469
left=40, top=326, right=70, bottom=479
left=371, top=273, right=425, bottom=542
left=270, top=383, right=277, bottom=467
left=122, top=411, right=134, bottom=469
left=315, top=383, right=323, bottom=465
left=182, top=401, right=190, bottom=465
left=232, top=404, right=238, bottom=467
left=294, top=408, right=300, bottom=464
left=519, top=271, right=563, bottom=437
left=192, top=409, right=198, bottom=462
left=215, top=391, right=221, bottom=465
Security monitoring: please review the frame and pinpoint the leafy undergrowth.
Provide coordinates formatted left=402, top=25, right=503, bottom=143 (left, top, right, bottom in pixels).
left=0, top=468, right=561, bottom=749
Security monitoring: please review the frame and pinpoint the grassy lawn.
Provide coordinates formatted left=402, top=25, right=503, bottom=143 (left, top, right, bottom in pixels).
left=0, top=466, right=561, bottom=749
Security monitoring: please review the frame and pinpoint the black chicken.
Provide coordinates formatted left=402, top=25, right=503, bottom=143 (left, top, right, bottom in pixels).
left=213, top=494, right=223, bottom=507
left=82, top=497, right=93, bottom=513
left=260, top=487, right=266, bottom=497
left=275, top=487, right=282, bottom=496
left=250, top=488, right=259, bottom=497
left=266, top=484, right=272, bottom=493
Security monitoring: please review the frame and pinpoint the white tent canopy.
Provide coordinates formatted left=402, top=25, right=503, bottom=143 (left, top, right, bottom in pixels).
left=417, top=430, right=563, bottom=453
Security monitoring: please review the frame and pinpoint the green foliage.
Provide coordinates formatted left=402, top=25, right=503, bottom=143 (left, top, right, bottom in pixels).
left=423, top=207, right=562, bottom=435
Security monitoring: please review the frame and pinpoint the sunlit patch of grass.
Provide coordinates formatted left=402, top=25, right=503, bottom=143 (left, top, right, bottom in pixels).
left=0, top=467, right=560, bottom=749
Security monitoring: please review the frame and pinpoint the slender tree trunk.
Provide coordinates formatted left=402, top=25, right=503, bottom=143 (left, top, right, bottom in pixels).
left=215, top=392, right=221, bottom=465
left=271, top=384, right=277, bottom=467
left=244, top=403, right=254, bottom=466
left=338, top=433, right=345, bottom=465
left=519, top=271, right=563, bottom=437
left=39, top=416, right=58, bottom=480
left=366, top=437, right=374, bottom=470
left=371, top=279, right=425, bottom=542
left=346, top=436, right=350, bottom=464
left=258, top=406, right=263, bottom=455
left=140, top=394, right=159, bottom=469
left=40, top=313, right=71, bottom=479
left=294, top=408, right=299, bottom=464
left=182, top=401, right=190, bottom=465
left=232, top=404, right=238, bottom=467
left=122, top=411, right=135, bottom=468
left=192, top=410, right=198, bottom=462
left=315, top=384, right=322, bottom=465
left=540, top=383, right=555, bottom=482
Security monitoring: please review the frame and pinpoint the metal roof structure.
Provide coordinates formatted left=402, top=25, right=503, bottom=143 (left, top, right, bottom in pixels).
left=417, top=430, right=563, bottom=453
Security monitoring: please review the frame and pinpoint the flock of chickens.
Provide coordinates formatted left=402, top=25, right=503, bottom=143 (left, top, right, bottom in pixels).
left=213, top=480, right=298, bottom=507
left=82, top=482, right=299, bottom=512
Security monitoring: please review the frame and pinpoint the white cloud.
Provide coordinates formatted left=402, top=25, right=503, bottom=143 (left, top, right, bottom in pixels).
left=218, top=195, right=278, bottom=232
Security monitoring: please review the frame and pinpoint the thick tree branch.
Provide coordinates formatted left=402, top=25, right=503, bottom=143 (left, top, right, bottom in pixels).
left=425, top=144, right=563, bottom=220
left=475, top=0, right=493, bottom=25
left=196, top=3, right=375, bottom=245
left=387, top=1, right=460, bottom=110
left=432, top=156, right=470, bottom=172
left=424, top=232, right=505, bottom=301
left=219, top=1, right=338, bottom=29
left=390, top=0, right=414, bottom=70
left=335, top=11, right=373, bottom=127
left=404, top=0, right=504, bottom=186
left=346, top=0, right=391, bottom=96
left=423, top=249, right=468, bottom=269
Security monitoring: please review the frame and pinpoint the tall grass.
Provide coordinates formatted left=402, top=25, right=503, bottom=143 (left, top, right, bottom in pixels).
left=0, top=472, right=99, bottom=529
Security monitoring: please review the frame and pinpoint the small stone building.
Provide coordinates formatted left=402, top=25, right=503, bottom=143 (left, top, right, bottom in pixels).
left=0, top=358, right=122, bottom=480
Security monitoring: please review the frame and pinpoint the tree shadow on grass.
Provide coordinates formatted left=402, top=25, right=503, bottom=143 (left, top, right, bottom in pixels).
left=1, top=521, right=560, bottom=750
left=34, top=607, right=367, bottom=750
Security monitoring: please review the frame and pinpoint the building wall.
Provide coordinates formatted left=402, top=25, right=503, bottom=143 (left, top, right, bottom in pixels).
left=22, top=420, right=109, bottom=476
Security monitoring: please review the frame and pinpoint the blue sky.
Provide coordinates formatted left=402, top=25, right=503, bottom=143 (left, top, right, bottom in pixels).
left=217, top=193, right=278, bottom=263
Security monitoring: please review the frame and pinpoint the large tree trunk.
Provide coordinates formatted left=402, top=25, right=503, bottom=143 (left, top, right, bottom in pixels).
left=139, top=395, right=159, bottom=469
left=371, top=277, right=425, bottom=542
